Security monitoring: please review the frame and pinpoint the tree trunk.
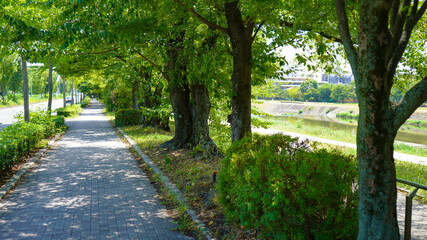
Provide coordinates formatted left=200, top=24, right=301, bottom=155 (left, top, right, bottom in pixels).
left=162, top=81, right=192, bottom=149
left=21, top=55, right=30, bottom=122
left=62, top=77, right=66, bottom=108
left=225, top=1, right=254, bottom=142
left=161, top=33, right=193, bottom=149
left=355, top=2, right=400, bottom=239
left=47, top=59, right=53, bottom=113
left=1, top=84, right=4, bottom=103
left=190, top=82, right=219, bottom=157
left=1, top=64, right=5, bottom=103
left=71, top=80, right=74, bottom=105
left=356, top=95, right=399, bottom=240
left=132, top=78, right=139, bottom=110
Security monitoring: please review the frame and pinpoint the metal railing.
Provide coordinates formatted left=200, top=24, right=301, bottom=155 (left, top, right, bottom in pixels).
left=396, top=178, right=427, bottom=240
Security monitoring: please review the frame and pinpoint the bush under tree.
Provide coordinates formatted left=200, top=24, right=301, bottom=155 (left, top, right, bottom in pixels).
left=218, top=134, right=359, bottom=239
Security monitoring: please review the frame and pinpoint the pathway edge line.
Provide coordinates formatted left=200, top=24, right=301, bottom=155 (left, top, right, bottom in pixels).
left=0, top=134, right=61, bottom=199
left=117, top=127, right=214, bottom=240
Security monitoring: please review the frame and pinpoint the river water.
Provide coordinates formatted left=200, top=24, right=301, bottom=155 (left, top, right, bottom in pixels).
left=263, top=115, right=427, bottom=147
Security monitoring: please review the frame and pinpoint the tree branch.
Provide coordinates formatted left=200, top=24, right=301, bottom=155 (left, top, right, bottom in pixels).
left=252, top=20, right=266, bottom=41
left=335, top=0, right=358, bottom=75
left=390, top=0, right=401, bottom=29
left=387, top=0, right=427, bottom=84
left=131, top=47, right=169, bottom=81
left=415, top=0, right=427, bottom=24
left=394, top=76, right=427, bottom=131
left=280, top=20, right=342, bottom=43
left=172, top=0, right=228, bottom=34
left=389, top=0, right=411, bottom=51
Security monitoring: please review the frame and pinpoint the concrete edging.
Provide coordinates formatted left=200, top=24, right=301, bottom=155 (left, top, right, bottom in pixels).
left=117, top=127, right=214, bottom=240
left=0, top=134, right=61, bottom=199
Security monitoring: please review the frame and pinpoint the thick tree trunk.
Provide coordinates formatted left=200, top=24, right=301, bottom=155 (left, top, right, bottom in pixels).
left=189, top=83, right=211, bottom=145
left=357, top=98, right=399, bottom=240
left=21, top=55, right=30, bottom=122
left=47, top=59, right=53, bottom=113
left=190, top=83, right=219, bottom=157
left=225, top=2, right=254, bottom=142
left=162, top=82, right=192, bottom=149
left=355, top=2, right=400, bottom=239
left=161, top=33, right=193, bottom=149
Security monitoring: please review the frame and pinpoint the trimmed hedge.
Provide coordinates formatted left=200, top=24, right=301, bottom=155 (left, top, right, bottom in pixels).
left=218, top=134, right=359, bottom=239
left=115, top=109, right=142, bottom=127
left=0, top=110, right=67, bottom=171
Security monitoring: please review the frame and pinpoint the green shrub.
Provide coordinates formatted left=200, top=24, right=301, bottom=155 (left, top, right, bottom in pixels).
left=218, top=134, right=358, bottom=239
left=140, top=106, right=171, bottom=130
left=6, top=92, right=22, bottom=103
left=56, top=108, right=71, bottom=117
left=115, top=109, right=142, bottom=127
left=55, top=104, right=83, bottom=118
left=80, top=97, right=90, bottom=108
left=0, top=110, right=67, bottom=171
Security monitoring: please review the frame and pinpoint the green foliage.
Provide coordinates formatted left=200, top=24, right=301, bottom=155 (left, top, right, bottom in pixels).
left=300, top=79, right=319, bottom=101
left=102, top=80, right=132, bottom=112
left=55, top=104, right=82, bottom=117
left=286, top=87, right=302, bottom=101
left=218, top=134, right=358, bottom=239
left=252, top=80, right=285, bottom=100
left=6, top=92, right=22, bottom=103
left=140, top=105, right=171, bottom=130
left=80, top=97, right=90, bottom=108
left=0, top=109, right=66, bottom=171
left=286, top=82, right=356, bottom=103
left=115, top=109, right=142, bottom=127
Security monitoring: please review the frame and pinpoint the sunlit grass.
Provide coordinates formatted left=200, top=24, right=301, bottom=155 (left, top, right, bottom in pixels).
left=122, top=125, right=173, bottom=149
left=314, top=143, right=427, bottom=199
left=0, top=96, right=62, bottom=108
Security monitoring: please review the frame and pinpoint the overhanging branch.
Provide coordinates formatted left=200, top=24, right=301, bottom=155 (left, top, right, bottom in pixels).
left=335, top=0, right=358, bottom=74
left=172, top=0, right=228, bottom=34
left=131, top=47, right=169, bottom=81
left=394, top=76, right=427, bottom=131
left=280, top=20, right=343, bottom=44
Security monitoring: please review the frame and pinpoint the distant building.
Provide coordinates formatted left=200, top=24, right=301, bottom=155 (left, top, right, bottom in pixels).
left=272, top=71, right=354, bottom=90
left=321, top=74, right=353, bottom=85
left=273, top=70, right=328, bottom=90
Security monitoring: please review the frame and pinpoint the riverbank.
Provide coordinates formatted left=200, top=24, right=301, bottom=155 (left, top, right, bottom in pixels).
left=254, top=100, right=427, bottom=121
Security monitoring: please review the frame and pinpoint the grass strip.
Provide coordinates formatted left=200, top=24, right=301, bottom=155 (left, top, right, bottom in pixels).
left=0, top=96, right=62, bottom=109
left=315, top=143, right=427, bottom=200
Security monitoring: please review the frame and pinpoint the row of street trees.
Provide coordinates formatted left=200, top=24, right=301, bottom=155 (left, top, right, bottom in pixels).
left=0, top=55, right=70, bottom=104
left=1, top=0, right=427, bottom=238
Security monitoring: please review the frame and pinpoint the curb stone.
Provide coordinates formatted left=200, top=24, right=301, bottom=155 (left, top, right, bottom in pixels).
left=0, top=134, right=61, bottom=199
left=118, top=127, right=215, bottom=240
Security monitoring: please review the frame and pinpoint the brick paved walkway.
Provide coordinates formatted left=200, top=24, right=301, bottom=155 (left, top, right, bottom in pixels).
left=0, top=101, right=192, bottom=240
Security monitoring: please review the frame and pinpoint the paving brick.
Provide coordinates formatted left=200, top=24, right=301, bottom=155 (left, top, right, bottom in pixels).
left=0, top=101, right=192, bottom=240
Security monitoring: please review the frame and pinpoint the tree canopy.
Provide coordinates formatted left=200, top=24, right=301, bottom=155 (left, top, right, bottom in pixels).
left=1, top=0, right=427, bottom=238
